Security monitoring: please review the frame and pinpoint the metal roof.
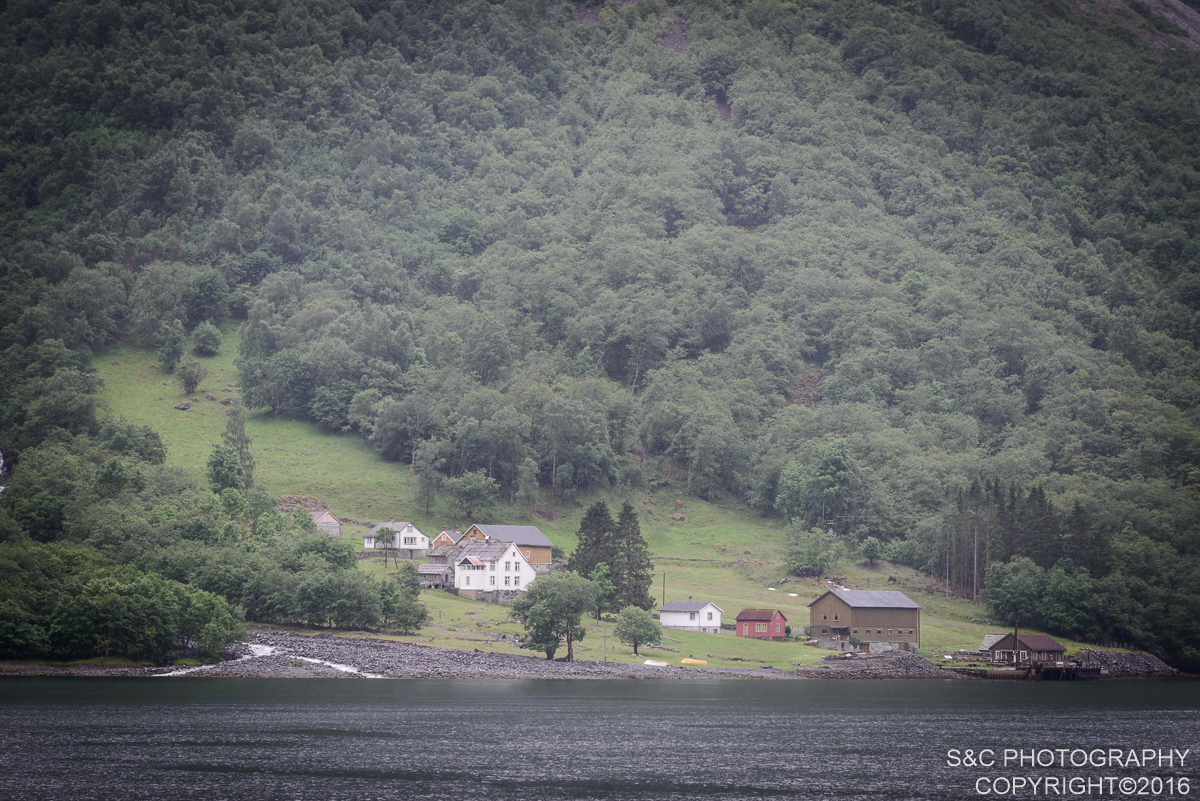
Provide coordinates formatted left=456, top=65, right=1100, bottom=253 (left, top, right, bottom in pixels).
left=454, top=541, right=512, bottom=562
left=735, top=609, right=786, bottom=621
left=417, top=563, right=450, bottom=574
left=979, top=634, right=1006, bottom=651
left=810, top=589, right=921, bottom=609
left=472, top=525, right=553, bottom=548
left=659, top=601, right=723, bottom=613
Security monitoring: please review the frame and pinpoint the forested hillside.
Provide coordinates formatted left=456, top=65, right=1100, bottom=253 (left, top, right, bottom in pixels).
left=2, top=0, right=1199, bottom=666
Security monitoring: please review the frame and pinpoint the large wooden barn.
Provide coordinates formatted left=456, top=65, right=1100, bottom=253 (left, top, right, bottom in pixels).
left=808, top=589, right=921, bottom=647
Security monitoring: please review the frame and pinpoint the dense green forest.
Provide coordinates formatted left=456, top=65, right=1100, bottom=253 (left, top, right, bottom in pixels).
left=1, top=0, right=1198, bottom=666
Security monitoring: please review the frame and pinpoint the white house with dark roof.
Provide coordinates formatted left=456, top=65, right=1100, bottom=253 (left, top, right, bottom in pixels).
left=364, top=520, right=429, bottom=559
left=658, top=598, right=724, bottom=634
left=453, top=541, right=536, bottom=599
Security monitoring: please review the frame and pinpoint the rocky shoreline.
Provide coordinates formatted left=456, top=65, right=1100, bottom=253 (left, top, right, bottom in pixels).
left=0, top=631, right=1181, bottom=680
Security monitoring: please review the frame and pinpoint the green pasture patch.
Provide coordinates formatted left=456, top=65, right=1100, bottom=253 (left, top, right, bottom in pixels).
left=97, top=335, right=1012, bottom=663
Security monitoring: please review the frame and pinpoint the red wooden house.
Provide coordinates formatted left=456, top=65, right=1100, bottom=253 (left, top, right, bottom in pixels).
left=735, top=609, right=787, bottom=641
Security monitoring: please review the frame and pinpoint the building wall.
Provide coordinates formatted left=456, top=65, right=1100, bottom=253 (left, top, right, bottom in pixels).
left=809, top=595, right=920, bottom=645
left=430, top=533, right=458, bottom=550
left=988, top=635, right=1063, bottom=663
left=809, top=595, right=852, bottom=632
left=736, top=612, right=786, bottom=640
left=848, top=609, right=920, bottom=644
left=455, top=562, right=487, bottom=590
left=659, top=606, right=722, bottom=633
left=454, top=546, right=535, bottom=593
left=516, top=545, right=552, bottom=565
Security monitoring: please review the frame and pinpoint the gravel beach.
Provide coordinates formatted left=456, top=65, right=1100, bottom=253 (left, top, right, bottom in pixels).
left=0, top=630, right=1177, bottom=680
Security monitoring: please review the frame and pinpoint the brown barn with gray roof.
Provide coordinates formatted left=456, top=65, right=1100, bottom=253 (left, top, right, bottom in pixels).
left=808, top=589, right=921, bottom=647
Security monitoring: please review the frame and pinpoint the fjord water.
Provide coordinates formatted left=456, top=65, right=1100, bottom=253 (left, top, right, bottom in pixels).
left=0, top=678, right=1196, bottom=800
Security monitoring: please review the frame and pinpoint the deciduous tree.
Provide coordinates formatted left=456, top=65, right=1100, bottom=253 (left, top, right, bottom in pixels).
left=511, top=572, right=598, bottom=661
left=613, top=605, right=659, bottom=655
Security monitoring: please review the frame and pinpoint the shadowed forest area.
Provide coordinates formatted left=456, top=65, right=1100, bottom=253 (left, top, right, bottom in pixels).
left=1, top=0, right=1199, bottom=667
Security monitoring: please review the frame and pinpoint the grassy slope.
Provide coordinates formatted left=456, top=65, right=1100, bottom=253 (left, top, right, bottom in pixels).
left=94, top=339, right=1091, bottom=667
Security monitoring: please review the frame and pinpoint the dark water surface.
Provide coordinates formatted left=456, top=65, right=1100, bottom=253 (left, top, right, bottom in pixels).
left=1, top=678, right=1197, bottom=800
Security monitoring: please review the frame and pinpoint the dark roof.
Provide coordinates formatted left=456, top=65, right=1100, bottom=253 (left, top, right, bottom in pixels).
left=472, top=525, right=553, bottom=548
left=659, top=601, right=723, bottom=613
left=436, top=529, right=463, bottom=543
left=1017, top=633, right=1065, bottom=652
left=810, top=589, right=921, bottom=609
left=735, top=609, right=786, bottom=621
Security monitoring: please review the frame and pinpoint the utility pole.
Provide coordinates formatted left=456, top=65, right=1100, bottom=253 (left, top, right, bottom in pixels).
left=662, top=573, right=666, bottom=607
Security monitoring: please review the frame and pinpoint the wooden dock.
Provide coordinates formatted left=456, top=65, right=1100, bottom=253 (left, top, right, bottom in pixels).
left=978, top=664, right=1103, bottom=680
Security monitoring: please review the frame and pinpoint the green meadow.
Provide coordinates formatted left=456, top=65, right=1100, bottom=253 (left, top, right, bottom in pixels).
left=95, top=334, right=1077, bottom=664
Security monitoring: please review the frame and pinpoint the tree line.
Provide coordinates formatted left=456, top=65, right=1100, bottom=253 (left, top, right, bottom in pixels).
left=0, top=0, right=1197, bottom=666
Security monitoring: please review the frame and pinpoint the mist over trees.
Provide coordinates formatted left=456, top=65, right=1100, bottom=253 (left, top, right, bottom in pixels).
left=0, top=0, right=1198, bottom=665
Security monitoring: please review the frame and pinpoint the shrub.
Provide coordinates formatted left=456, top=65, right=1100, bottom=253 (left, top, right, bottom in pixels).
left=193, top=321, right=222, bottom=356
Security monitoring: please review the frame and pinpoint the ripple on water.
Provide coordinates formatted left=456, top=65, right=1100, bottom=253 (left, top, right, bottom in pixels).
left=0, top=679, right=1195, bottom=800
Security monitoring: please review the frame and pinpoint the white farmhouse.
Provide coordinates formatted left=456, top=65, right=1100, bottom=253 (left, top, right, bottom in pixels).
left=454, top=541, right=536, bottom=600
left=364, top=520, right=429, bottom=558
left=658, top=598, right=724, bottom=634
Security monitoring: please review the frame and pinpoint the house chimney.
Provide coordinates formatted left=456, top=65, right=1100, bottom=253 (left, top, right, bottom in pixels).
left=688, top=595, right=692, bottom=602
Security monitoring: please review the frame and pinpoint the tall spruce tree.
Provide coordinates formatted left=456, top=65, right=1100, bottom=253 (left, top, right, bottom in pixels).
left=567, top=501, right=617, bottom=579
left=613, top=502, right=654, bottom=611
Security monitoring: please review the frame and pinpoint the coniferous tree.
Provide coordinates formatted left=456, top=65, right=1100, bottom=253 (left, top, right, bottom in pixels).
left=567, top=501, right=617, bottom=579
left=613, top=502, right=654, bottom=611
